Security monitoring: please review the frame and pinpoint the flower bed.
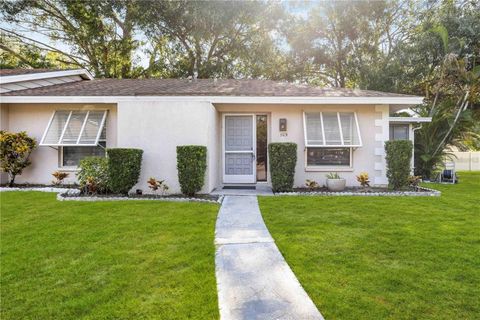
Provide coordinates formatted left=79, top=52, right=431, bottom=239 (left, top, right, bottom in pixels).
left=277, top=186, right=440, bottom=197
left=0, top=186, right=222, bottom=204
left=58, top=192, right=222, bottom=204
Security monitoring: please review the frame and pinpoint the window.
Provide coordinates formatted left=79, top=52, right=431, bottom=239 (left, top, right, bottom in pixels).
left=307, top=148, right=351, bottom=166
left=61, top=126, right=106, bottom=167
left=40, top=110, right=108, bottom=168
left=304, top=112, right=362, bottom=147
left=62, top=142, right=106, bottom=167
left=303, top=112, right=360, bottom=168
left=41, top=110, right=107, bottom=146
left=389, top=124, right=409, bottom=140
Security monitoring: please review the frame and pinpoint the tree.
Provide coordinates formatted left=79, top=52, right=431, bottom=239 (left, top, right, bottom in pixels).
left=286, top=0, right=413, bottom=88
left=0, top=35, right=58, bottom=69
left=138, top=0, right=285, bottom=79
left=0, top=131, right=37, bottom=187
left=1, top=0, right=141, bottom=78
left=412, top=21, right=480, bottom=178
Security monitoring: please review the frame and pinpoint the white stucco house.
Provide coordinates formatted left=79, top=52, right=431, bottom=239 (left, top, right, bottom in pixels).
left=0, top=68, right=431, bottom=193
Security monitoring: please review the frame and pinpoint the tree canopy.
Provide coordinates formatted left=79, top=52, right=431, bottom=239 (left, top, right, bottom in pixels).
left=1, top=0, right=479, bottom=168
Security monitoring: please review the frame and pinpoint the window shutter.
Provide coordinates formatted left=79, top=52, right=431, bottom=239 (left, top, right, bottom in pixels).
left=40, top=110, right=107, bottom=146
left=303, top=112, right=362, bottom=147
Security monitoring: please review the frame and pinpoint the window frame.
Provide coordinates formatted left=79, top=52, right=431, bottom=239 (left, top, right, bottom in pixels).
left=305, top=147, right=353, bottom=171
left=59, top=141, right=107, bottom=169
left=302, top=111, right=362, bottom=148
left=40, top=110, right=108, bottom=147
left=389, top=124, right=410, bottom=141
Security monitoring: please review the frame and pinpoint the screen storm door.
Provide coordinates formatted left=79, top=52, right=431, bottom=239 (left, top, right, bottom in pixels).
left=223, top=114, right=256, bottom=183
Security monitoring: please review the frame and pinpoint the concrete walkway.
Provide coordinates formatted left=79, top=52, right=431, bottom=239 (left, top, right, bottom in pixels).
left=215, top=196, right=324, bottom=320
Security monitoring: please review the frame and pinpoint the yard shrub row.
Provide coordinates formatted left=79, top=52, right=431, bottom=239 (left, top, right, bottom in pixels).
left=385, top=140, right=412, bottom=190
left=176, top=145, right=207, bottom=196
left=268, top=142, right=297, bottom=192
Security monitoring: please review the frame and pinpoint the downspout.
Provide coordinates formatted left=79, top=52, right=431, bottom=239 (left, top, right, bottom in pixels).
left=411, top=124, right=423, bottom=174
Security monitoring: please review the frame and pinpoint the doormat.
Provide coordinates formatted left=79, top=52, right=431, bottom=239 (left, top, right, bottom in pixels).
left=223, top=186, right=256, bottom=190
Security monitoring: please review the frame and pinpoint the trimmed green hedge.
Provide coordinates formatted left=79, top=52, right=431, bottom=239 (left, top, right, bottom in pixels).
left=77, top=156, right=110, bottom=194
left=385, top=140, right=412, bottom=190
left=176, top=145, right=207, bottom=196
left=107, top=148, right=143, bottom=194
left=268, top=143, right=297, bottom=192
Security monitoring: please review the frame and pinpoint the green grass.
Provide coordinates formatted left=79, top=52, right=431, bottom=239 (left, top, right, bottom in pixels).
left=259, top=172, right=480, bottom=320
left=0, top=192, right=219, bottom=320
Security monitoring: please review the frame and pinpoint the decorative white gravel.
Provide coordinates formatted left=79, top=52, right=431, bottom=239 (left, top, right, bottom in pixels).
left=0, top=186, right=223, bottom=204
left=57, top=193, right=223, bottom=204
left=275, top=186, right=440, bottom=197
left=0, top=186, right=80, bottom=194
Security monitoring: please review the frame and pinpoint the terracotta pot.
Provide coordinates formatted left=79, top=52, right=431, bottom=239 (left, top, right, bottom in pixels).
left=326, top=178, right=346, bottom=191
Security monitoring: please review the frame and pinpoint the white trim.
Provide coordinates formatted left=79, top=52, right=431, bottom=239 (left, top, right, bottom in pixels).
left=388, top=116, right=432, bottom=123
left=76, top=111, right=90, bottom=144
left=94, top=110, right=108, bottom=145
left=39, top=111, right=56, bottom=146
left=319, top=112, right=326, bottom=145
left=374, top=105, right=390, bottom=186
left=337, top=112, right=344, bottom=145
left=58, top=111, right=73, bottom=144
left=304, top=111, right=362, bottom=147
left=354, top=112, right=363, bottom=146
left=0, top=95, right=424, bottom=105
left=222, top=114, right=256, bottom=184
left=0, top=69, right=93, bottom=84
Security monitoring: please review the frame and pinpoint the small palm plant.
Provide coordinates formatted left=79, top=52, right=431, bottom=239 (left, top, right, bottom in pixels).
left=356, top=172, right=370, bottom=192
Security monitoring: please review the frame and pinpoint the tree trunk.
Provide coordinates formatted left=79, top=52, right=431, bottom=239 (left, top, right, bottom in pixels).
left=8, top=175, right=15, bottom=187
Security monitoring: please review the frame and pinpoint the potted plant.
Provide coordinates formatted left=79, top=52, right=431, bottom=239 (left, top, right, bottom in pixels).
left=326, top=172, right=346, bottom=191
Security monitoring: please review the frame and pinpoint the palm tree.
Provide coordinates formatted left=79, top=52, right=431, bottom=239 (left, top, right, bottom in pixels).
left=413, top=26, right=479, bottom=178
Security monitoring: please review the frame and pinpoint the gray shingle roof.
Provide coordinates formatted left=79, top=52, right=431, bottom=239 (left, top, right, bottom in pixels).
left=0, top=78, right=418, bottom=97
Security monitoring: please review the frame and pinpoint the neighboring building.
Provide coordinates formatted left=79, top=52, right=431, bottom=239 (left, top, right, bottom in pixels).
left=0, top=69, right=430, bottom=192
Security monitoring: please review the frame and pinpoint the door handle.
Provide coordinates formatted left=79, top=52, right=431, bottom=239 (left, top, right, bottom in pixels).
left=252, top=153, right=256, bottom=161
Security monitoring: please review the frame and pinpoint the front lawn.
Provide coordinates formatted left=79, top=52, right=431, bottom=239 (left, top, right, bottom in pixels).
left=0, top=192, right=219, bottom=320
left=259, top=172, right=480, bottom=320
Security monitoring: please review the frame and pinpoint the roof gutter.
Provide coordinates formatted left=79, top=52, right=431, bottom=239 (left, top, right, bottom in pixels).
left=0, top=95, right=424, bottom=105
left=0, top=69, right=93, bottom=84
left=389, top=116, right=432, bottom=123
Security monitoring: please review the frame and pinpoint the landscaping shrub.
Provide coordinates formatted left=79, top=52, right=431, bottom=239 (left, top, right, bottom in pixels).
left=176, top=145, right=207, bottom=196
left=268, top=143, right=297, bottom=192
left=107, top=148, right=143, bottom=194
left=385, top=140, right=413, bottom=190
left=77, top=156, right=109, bottom=194
left=0, top=131, right=36, bottom=186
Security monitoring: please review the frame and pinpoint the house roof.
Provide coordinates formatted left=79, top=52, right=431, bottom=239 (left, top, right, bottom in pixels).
left=1, top=77, right=419, bottom=98
left=0, top=69, right=93, bottom=86
left=0, top=68, right=68, bottom=76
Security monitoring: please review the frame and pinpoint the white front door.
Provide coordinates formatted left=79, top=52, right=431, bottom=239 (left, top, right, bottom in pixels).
left=223, top=114, right=256, bottom=184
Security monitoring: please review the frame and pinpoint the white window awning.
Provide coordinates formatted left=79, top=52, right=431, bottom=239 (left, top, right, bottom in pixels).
left=40, top=110, right=107, bottom=146
left=303, top=112, right=362, bottom=147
